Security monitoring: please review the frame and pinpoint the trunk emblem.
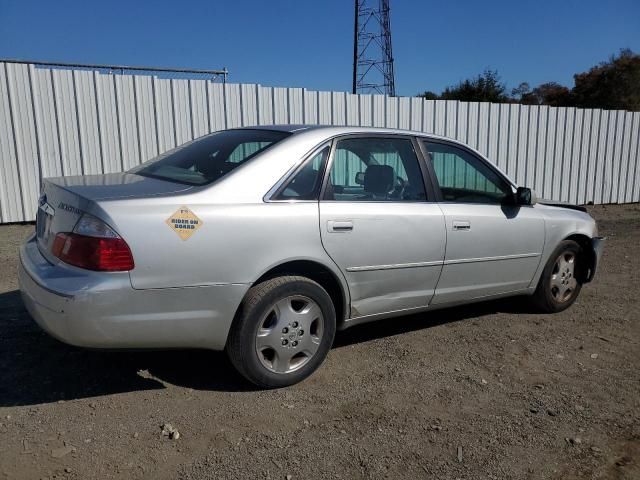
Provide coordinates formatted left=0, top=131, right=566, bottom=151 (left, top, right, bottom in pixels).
left=57, top=202, right=82, bottom=216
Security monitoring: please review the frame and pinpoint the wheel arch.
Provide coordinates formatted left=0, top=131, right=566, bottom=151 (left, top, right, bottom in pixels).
left=249, top=259, right=349, bottom=325
left=564, top=233, right=597, bottom=282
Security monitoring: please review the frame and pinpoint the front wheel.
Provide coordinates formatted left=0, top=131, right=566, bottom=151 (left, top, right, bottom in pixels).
left=531, top=240, right=584, bottom=313
left=226, top=276, right=336, bottom=388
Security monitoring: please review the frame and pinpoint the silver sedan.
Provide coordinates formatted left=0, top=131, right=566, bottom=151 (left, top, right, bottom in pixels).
left=19, top=126, right=604, bottom=387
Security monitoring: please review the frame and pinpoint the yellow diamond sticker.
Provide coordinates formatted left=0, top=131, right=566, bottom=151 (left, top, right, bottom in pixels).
left=166, top=206, right=203, bottom=241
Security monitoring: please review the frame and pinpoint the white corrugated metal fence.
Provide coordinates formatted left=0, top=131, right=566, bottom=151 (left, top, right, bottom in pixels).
left=1, top=61, right=639, bottom=223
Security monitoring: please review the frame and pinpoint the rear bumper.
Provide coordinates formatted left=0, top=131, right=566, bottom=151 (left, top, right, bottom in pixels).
left=586, top=236, right=605, bottom=282
left=19, top=235, right=249, bottom=350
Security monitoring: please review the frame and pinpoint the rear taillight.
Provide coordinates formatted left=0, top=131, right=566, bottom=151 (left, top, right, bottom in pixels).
left=51, top=215, right=134, bottom=271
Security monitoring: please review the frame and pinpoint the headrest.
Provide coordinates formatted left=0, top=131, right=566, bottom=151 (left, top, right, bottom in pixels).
left=364, top=165, right=394, bottom=196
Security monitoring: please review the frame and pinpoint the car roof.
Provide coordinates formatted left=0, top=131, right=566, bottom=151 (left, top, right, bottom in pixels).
left=238, top=124, right=516, bottom=190
left=240, top=124, right=448, bottom=139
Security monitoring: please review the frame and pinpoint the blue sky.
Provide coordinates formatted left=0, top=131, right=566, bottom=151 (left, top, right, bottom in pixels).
left=1, top=0, right=638, bottom=96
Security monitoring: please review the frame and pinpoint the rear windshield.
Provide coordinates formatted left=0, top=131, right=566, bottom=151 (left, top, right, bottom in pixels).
left=130, top=129, right=290, bottom=186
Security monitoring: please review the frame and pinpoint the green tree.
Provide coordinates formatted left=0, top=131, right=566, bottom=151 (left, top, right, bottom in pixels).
left=572, top=49, right=640, bottom=111
left=415, top=50, right=639, bottom=111
left=521, top=82, right=573, bottom=107
left=417, top=90, right=440, bottom=100
left=438, top=69, right=510, bottom=103
left=511, top=82, right=531, bottom=101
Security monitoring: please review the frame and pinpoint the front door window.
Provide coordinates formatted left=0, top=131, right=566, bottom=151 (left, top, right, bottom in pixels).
left=423, top=141, right=512, bottom=204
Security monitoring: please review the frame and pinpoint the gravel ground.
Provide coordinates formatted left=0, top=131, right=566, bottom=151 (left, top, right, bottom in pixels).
left=0, top=204, right=638, bottom=480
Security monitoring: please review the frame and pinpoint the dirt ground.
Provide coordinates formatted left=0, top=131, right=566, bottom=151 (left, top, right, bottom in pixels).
left=0, top=204, right=638, bottom=480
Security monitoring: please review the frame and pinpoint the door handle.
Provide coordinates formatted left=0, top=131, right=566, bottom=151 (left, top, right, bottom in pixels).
left=452, top=220, right=471, bottom=231
left=327, top=220, right=354, bottom=232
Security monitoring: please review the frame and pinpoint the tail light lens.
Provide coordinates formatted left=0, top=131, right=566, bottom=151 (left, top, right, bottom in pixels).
left=51, top=215, right=134, bottom=271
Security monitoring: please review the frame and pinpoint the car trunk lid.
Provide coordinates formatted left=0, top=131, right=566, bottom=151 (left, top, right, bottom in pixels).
left=36, top=173, right=192, bottom=263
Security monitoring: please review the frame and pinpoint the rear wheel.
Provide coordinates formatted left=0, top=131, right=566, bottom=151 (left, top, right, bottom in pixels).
left=532, top=240, right=584, bottom=313
left=226, top=276, right=336, bottom=388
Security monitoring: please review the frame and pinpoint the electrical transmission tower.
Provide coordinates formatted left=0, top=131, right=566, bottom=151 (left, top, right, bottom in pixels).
left=352, top=0, right=396, bottom=96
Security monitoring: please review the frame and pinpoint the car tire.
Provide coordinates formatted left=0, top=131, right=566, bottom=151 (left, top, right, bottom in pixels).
left=531, top=240, right=584, bottom=313
left=226, top=275, right=336, bottom=388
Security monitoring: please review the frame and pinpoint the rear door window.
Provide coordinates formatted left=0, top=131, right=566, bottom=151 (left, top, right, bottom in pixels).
left=324, top=137, right=427, bottom=202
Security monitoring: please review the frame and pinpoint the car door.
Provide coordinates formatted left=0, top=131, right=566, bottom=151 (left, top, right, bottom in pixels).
left=319, top=135, right=446, bottom=319
left=421, top=139, right=545, bottom=305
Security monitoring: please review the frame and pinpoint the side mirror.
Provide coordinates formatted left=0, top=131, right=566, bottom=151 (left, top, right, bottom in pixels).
left=355, top=172, right=365, bottom=185
left=515, top=187, right=534, bottom=205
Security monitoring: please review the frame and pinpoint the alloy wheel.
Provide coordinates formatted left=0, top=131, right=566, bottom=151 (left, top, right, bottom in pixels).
left=550, top=252, right=577, bottom=303
left=255, top=295, right=324, bottom=374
